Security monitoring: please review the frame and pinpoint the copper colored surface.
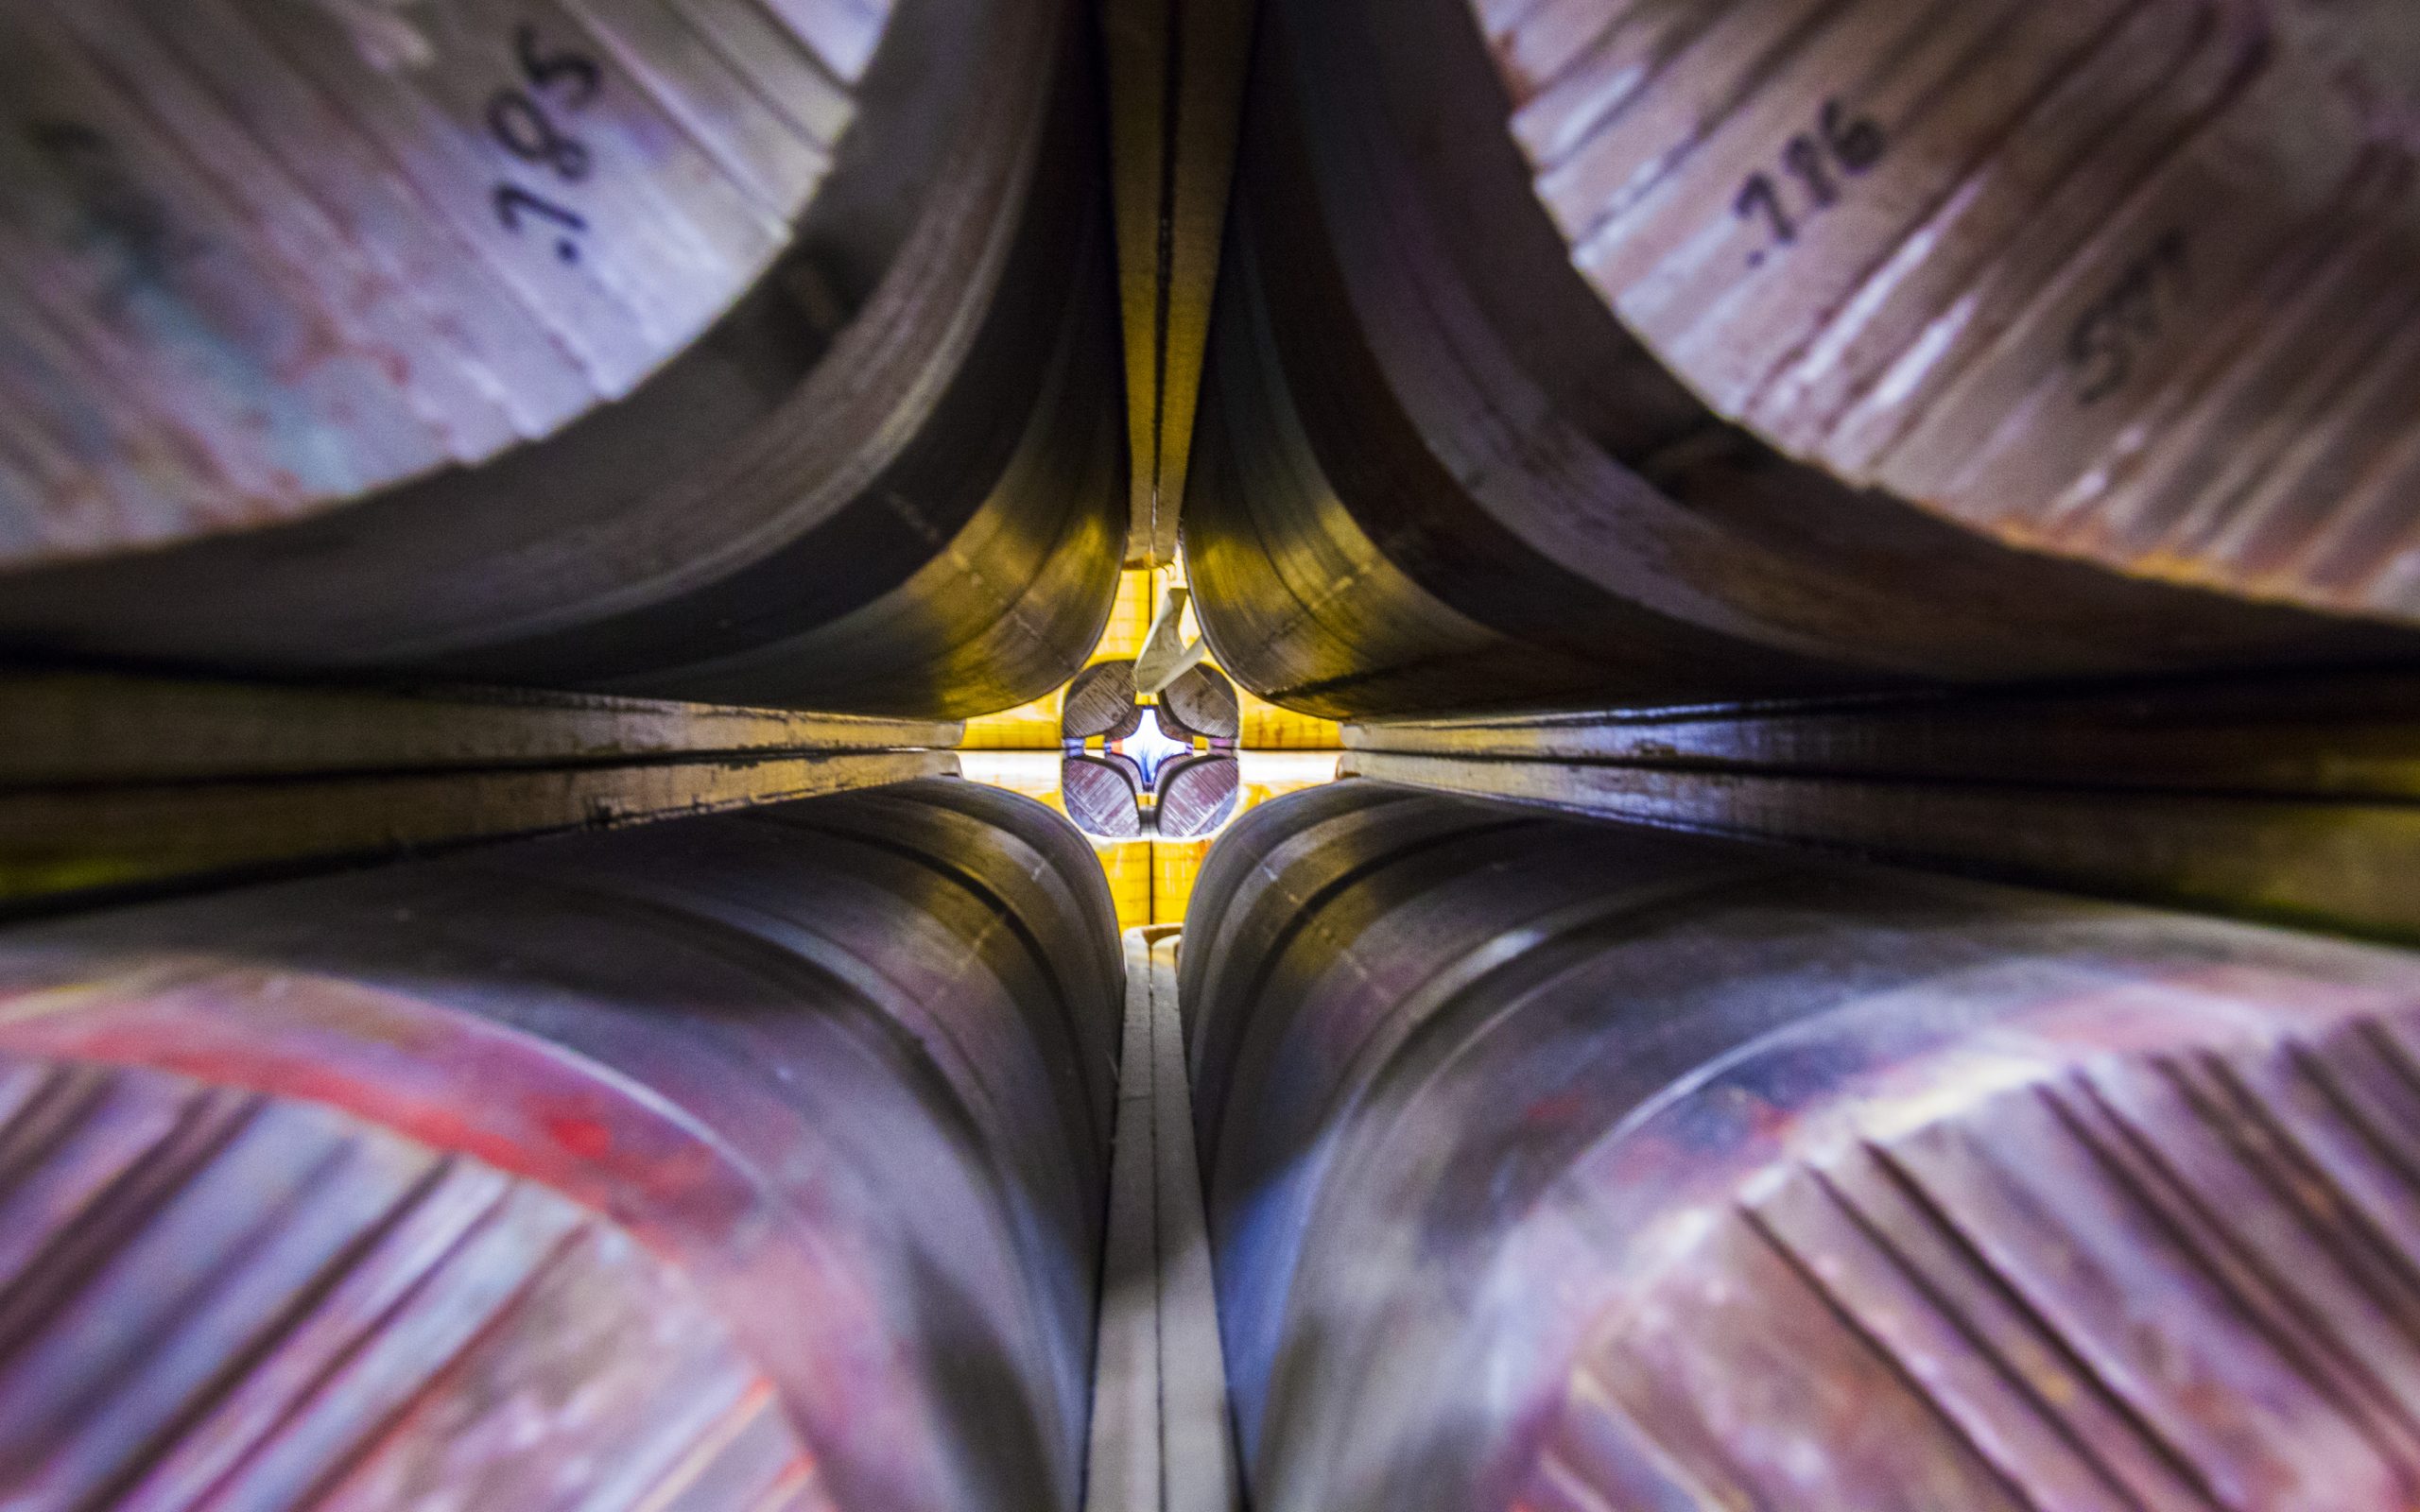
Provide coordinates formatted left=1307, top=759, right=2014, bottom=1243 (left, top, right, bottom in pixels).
left=0, top=779, right=1121, bottom=1512
left=1183, top=782, right=2420, bottom=1512
left=1481, top=0, right=2420, bottom=627
left=0, top=1060, right=822, bottom=1511
left=0, top=0, right=897, bottom=568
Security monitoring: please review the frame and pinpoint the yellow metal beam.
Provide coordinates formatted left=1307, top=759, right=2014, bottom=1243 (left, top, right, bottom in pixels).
left=1099, top=0, right=1256, bottom=568
left=0, top=673, right=958, bottom=909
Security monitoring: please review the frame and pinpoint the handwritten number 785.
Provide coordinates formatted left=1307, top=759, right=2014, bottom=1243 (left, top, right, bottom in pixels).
left=489, top=24, right=602, bottom=265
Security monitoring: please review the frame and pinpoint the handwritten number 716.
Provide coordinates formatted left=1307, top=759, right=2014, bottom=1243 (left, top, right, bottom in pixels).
left=1736, top=98, right=1887, bottom=266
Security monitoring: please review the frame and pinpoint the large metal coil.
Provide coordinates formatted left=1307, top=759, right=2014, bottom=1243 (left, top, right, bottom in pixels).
left=1183, top=782, right=2420, bottom=1512
left=1182, top=0, right=2420, bottom=720
left=0, top=0, right=1121, bottom=717
left=0, top=778, right=1122, bottom=1512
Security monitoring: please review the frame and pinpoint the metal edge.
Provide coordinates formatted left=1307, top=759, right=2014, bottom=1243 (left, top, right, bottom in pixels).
left=1339, top=748, right=2420, bottom=944
left=1086, top=924, right=1242, bottom=1512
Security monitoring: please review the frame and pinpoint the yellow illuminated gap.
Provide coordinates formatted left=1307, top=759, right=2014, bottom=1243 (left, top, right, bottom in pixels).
left=959, top=559, right=1344, bottom=931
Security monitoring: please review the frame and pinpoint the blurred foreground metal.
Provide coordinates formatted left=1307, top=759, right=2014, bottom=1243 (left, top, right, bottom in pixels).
left=0, top=0, right=1122, bottom=718
left=1184, top=783, right=2420, bottom=1512
left=0, top=780, right=1118, bottom=1512
left=1084, top=927, right=1239, bottom=1512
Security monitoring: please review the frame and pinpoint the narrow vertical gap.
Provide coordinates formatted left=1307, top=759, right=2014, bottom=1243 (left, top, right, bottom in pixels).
left=1150, top=7, right=1185, bottom=552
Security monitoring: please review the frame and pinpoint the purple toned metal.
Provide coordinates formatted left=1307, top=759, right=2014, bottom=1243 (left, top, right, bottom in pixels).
left=1182, top=0, right=2419, bottom=720
left=1153, top=755, right=1239, bottom=838
left=0, top=1057, right=816, bottom=1511
left=1065, top=752, right=1147, bottom=837
left=0, top=0, right=1123, bottom=721
left=0, top=779, right=1121, bottom=1512
left=1182, top=782, right=2420, bottom=1512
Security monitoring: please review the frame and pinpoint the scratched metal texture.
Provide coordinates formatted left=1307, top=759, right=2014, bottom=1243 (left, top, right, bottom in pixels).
left=1183, top=782, right=2420, bottom=1512
left=0, top=0, right=1122, bottom=721
left=1181, top=0, right=2418, bottom=721
left=0, top=778, right=1122, bottom=1512
left=1480, top=0, right=2420, bottom=628
left=0, top=0, right=890, bottom=561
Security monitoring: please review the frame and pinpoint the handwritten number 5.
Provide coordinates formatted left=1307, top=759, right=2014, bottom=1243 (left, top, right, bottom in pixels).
left=516, top=25, right=600, bottom=108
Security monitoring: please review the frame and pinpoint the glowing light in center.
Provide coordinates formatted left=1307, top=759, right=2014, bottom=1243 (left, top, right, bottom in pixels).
left=1115, top=715, right=1191, bottom=785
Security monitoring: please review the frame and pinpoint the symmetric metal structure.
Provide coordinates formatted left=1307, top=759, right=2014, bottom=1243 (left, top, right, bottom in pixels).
left=3, top=1, right=2420, bottom=1508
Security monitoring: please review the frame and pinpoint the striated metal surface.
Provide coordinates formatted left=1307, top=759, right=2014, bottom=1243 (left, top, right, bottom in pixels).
left=1098, top=0, right=1257, bottom=568
left=1340, top=668, right=2420, bottom=799
left=0, top=0, right=1122, bottom=718
left=1084, top=927, right=1241, bottom=1512
left=1480, top=0, right=2420, bottom=627
left=0, top=671, right=959, bottom=910
left=1340, top=667, right=2420, bottom=942
left=1155, top=665, right=1239, bottom=743
left=0, top=0, right=893, bottom=567
left=0, top=672, right=960, bottom=786
left=1152, top=754, right=1238, bottom=838
left=0, top=1059, right=823, bottom=1511
left=1065, top=751, right=1147, bottom=838
left=1183, top=782, right=2420, bottom=1512
left=0, top=778, right=1122, bottom=1512
left=1067, top=661, right=1148, bottom=741
left=1182, top=0, right=2420, bottom=721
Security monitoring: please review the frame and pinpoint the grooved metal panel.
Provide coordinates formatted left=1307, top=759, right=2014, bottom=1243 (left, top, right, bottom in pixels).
left=0, top=779, right=1122, bottom=1512
left=0, top=1057, right=822, bottom=1512
left=1182, top=783, right=2420, bottom=1512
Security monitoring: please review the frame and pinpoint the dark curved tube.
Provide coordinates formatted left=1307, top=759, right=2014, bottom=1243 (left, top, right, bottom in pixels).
left=1184, top=782, right=2420, bottom=1512
left=1183, top=0, right=2418, bottom=720
left=0, top=780, right=1120, bottom=1512
left=0, top=0, right=1123, bottom=719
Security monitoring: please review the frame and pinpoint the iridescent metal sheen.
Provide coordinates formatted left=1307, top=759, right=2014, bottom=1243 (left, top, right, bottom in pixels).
left=1184, top=782, right=2420, bottom=1512
left=0, top=780, right=1120, bottom=1512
